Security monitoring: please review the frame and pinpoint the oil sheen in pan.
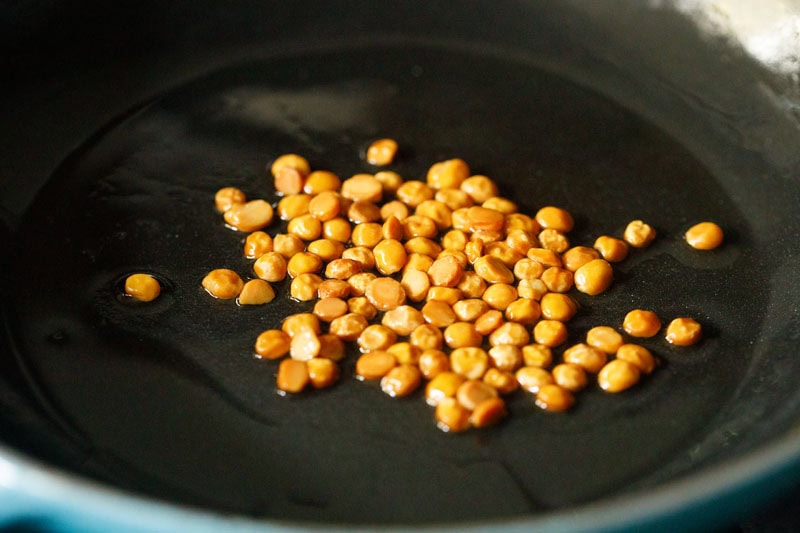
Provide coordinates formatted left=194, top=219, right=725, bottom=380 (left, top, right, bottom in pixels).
left=6, top=44, right=758, bottom=524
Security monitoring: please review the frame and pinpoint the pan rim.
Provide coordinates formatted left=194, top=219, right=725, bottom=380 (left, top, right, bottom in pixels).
left=0, top=426, right=799, bottom=531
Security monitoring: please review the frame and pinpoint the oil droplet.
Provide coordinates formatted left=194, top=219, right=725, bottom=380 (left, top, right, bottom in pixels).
left=46, top=329, right=70, bottom=346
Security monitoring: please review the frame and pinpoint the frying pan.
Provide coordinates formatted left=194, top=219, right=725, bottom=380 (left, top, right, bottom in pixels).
left=1, top=1, right=800, bottom=530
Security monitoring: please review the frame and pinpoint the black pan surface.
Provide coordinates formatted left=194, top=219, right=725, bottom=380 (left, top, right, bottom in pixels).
left=1, top=1, right=800, bottom=530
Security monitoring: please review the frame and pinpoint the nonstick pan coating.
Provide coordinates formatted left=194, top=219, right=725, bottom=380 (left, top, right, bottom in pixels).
left=1, top=1, right=799, bottom=530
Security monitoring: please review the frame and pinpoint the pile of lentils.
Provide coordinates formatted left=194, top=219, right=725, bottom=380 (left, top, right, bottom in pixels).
left=126, top=138, right=723, bottom=432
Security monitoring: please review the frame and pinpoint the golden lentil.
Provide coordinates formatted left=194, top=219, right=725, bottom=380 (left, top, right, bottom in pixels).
left=318, top=334, right=346, bottom=362
left=456, top=379, right=498, bottom=410
left=355, top=350, right=397, bottom=380
left=402, top=214, right=438, bottom=239
left=303, top=170, right=341, bottom=194
left=381, top=305, right=425, bottom=336
left=598, top=359, right=641, bottom=392
left=396, top=181, right=434, bottom=208
left=253, top=252, right=287, bottom=282
left=574, top=259, right=613, bottom=295
left=665, top=317, right=703, bottom=346
left=435, top=188, right=473, bottom=210
left=254, top=329, right=290, bottom=360
left=322, top=217, right=352, bottom=242
left=562, top=246, right=600, bottom=272
left=404, top=236, right=442, bottom=257
left=586, top=326, right=624, bottom=354
left=202, top=269, right=244, bottom=299
left=307, top=238, right=345, bottom=262
left=306, top=357, right=340, bottom=389
left=409, top=324, right=444, bottom=351
left=623, top=309, right=662, bottom=338
left=365, top=277, right=407, bottom=311
left=425, top=286, right=463, bottom=306
left=380, top=200, right=409, bottom=221
left=540, top=293, right=578, bottom=321
left=244, top=231, right=273, bottom=259
left=347, top=296, right=377, bottom=320
left=535, top=384, right=575, bottom=412
left=282, top=313, right=321, bottom=338
left=616, top=343, right=657, bottom=374
left=452, top=298, right=489, bottom=322
left=238, top=279, right=276, bottom=305
left=449, top=347, right=489, bottom=380
left=124, top=273, right=161, bottom=302
left=286, top=251, right=323, bottom=278
left=488, top=321, right=530, bottom=347
left=435, top=398, right=471, bottom=432
left=515, top=366, right=554, bottom=394
left=593, top=235, right=629, bottom=262
left=552, top=363, right=588, bottom=392
left=324, top=258, right=362, bottom=280
left=341, top=173, right=383, bottom=202
left=473, top=309, right=504, bottom=336
left=623, top=219, right=656, bottom=248
left=425, top=371, right=466, bottom=405
left=277, top=359, right=309, bottom=393
left=563, top=343, right=608, bottom=374
left=290, top=273, right=323, bottom=301
left=517, top=278, right=548, bottom=300
left=427, top=158, right=470, bottom=190
left=271, top=153, right=310, bottom=181
left=307, top=191, right=341, bottom=221
left=505, top=298, right=541, bottom=325
left=526, top=247, right=562, bottom=268
left=421, top=299, right=457, bottom=328
left=416, top=199, right=452, bottom=230
left=223, top=199, right=274, bottom=232
left=381, top=364, right=422, bottom=397
left=482, top=368, right=519, bottom=395
left=428, top=255, right=464, bottom=287
left=273, top=233, right=305, bottom=258
left=289, top=325, right=321, bottom=361
left=350, top=221, right=383, bottom=247
left=357, top=324, right=398, bottom=352
left=541, top=266, right=574, bottom=293
left=470, top=397, right=508, bottom=428
left=460, top=175, right=499, bottom=203
left=685, top=222, right=724, bottom=250
left=532, top=320, right=568, bottom=347
left=482, top=197, right=517, bottom=214
left=313, top=297, right=349, bottom=322
left=346, top=272, right=377, bottom=296
left=277, top=193, right=311, bottom=221
left=341, top=247, right=376, bottom=271
left=443, top=322, right=483, bottom=349
left=521, top=343, right=553, bottom=368
left=473, top=255, right=514, bottom=284
left=372, top=239, right=407, bottom=275
left=214, top=186, right=246, bottom=212
left=418, top=349, right=451, bottom=379
left=382, top=215, right=404, bottom=240
left=488, top=344, right=523, bottom=372
left=374, top=171, right=404, bottom=194
left=538, top=228, right=570, bottom=253
left=535, top=206, right=574, bottom=233
left=366, top=138, right=399, bottom=166
left=329, top=312, right=369, bottom=341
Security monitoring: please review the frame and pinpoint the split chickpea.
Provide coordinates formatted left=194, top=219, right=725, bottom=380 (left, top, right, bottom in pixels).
left=124, top=273, right=161, bottom=302
left=685, top=222, right=724, bottom=250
